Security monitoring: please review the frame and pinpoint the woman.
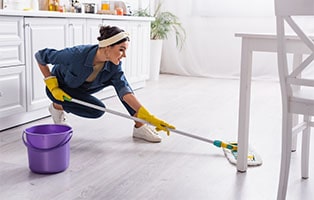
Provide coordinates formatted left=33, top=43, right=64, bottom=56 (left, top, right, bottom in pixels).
left=35, top=25, right=174, bottom=143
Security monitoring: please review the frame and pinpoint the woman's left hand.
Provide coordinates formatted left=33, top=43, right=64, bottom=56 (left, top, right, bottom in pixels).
left=137, top=106, right=175, bottom=136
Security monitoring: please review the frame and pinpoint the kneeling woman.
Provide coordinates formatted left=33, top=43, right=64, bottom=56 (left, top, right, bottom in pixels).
left=35, top=25, right=174, bottom=143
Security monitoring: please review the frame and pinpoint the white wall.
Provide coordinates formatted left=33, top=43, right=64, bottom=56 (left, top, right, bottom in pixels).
left=192, top=0, right=274, bottom=17
left=160, top=0, right=281, bottom=79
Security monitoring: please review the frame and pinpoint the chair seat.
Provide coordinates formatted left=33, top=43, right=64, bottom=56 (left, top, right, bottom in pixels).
left=290, top=88, right=314, bottom=114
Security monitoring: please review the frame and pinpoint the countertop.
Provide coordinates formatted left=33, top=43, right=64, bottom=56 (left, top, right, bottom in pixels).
left=0, top=9, right=154, bottom=21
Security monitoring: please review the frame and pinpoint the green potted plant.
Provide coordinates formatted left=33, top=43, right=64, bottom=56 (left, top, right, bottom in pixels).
left=134, top=2, right=186, bottom=80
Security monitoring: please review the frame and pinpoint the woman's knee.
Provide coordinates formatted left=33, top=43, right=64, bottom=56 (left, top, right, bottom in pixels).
left=80, top=100, right=106, bottom=118
left=89, top=109, right=105, bottom=118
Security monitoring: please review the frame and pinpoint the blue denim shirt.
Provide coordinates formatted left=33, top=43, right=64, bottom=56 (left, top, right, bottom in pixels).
left=35, top=44, right=133, bottom=99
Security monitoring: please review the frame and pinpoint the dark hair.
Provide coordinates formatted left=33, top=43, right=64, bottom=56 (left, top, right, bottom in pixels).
left=97, top=25, right=130, bottom=46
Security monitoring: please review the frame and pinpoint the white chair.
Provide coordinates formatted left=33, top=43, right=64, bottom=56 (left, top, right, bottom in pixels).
left=275, top=0, right=314, bottom=199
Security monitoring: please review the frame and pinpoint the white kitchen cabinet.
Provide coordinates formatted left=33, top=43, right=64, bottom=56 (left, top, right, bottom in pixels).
left=0, top=66, right=26, bottom=118
left=127, top=21, right=150, bottom=84
left=0, top=16, right=27, bottom=130
left=24, top=17, right=68, bottom=111
left=0, top=13, right=152, bottom=131
left=0, top=16, right=24, bottom=68
left=67, top=18, right=86, bottom=46
left=24, top=17, right=87, bottom=113
left=86, top=19, right=103, bottom=44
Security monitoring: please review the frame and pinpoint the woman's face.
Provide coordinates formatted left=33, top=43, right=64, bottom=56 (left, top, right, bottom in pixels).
left=102, top=41, right=129, bottom=65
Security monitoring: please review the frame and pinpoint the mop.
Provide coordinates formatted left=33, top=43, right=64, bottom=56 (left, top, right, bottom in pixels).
left=64, top=97, right=262, bottom=166
left=222, top=142, right=262, bottom=166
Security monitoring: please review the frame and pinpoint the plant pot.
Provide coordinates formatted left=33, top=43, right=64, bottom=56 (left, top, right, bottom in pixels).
left=149, top=39, right=163, bottom=81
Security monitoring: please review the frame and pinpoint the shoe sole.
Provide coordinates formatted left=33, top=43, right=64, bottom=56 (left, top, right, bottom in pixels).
left=132, top=135, right=161, bottom=143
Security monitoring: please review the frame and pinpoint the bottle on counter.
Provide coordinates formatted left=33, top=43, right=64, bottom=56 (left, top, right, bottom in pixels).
left=48, top=0, right=59, bottom=11
left=48, top=0, right=65, bottom=12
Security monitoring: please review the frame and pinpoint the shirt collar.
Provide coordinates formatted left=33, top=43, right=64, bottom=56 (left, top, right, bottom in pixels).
left=84, top=45, right=121, bottom=72
left=84, top=45, right=98, bottom=68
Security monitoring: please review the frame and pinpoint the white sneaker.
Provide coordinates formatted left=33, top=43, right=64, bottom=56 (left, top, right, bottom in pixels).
left=133, top=124, right=162, bottom=143
left=49, top=103, right=67, bottom=124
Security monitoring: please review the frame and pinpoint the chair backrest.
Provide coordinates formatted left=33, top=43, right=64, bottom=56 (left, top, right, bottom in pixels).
left=275, top=0, right=314, bottom=15
left=275, top=0, right=314, bottom=100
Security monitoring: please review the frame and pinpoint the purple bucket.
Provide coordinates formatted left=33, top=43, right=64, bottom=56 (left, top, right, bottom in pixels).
left=22, top=124, right=73, bottom=174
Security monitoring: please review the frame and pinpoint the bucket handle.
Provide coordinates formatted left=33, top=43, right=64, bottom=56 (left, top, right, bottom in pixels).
left=22, top=131, right=73, bottom=152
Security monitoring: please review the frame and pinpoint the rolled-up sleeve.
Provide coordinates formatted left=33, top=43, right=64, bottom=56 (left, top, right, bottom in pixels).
left=111, top=65, right=133, bottom=99
left=34, top=48, right=52, bottom=65
left=35, top=48, right=79, bottom=66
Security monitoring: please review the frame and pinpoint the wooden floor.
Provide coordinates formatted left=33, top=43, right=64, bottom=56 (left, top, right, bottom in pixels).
left=1, top=74, right=313, bottom=200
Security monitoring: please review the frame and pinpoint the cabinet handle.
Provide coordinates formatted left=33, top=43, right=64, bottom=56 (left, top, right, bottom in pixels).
left=24, top=23, right=30, bottom=28
left=0, top=91, right=3, bottom=97
left=69, top=23, right=73, bottom=27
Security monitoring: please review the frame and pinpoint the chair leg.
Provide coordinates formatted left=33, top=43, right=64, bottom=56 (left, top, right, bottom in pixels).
left=292, top=132, right=298, bottom=152
left=291, top=114, right=299, bottom=152
left=301, top=115, right=311, bottom=179
left=277, top=112, right=293, bottom=200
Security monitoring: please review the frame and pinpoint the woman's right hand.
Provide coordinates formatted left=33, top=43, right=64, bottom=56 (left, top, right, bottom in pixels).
left=44, top=76, right=71, bottom=101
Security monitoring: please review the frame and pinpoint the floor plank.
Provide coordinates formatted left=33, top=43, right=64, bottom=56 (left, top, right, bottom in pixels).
left=1, top=75, right=313, bottom=200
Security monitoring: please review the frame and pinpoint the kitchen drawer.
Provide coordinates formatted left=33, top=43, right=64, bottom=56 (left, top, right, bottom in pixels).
left=0, top=65, right=26, bottom=118
left=0, top=16, right=24, bottom=67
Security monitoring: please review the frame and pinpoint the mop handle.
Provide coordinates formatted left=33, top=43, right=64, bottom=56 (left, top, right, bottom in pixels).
left=169, top=129, right=236, bottom=150
left=68, top=97, right=148, bottom=124
left=65, top=97, right=237, bottom=151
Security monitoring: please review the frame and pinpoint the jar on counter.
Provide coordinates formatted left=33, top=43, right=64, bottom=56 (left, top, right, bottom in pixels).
left=101, top=0, right=109, bottom=10
left=115, top=7, right=123, bottom=16
left=83, top=3, right=95, bottom=14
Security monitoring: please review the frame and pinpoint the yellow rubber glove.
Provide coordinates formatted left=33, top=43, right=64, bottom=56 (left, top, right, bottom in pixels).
left=137, top=106, right=175, bottom=136
left=44, top=76, right=71, bottom=102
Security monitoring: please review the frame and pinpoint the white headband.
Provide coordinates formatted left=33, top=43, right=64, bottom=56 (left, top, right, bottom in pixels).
left=98, top=32, right=129, bottom=47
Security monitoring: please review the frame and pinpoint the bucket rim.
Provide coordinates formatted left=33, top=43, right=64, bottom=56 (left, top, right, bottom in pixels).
left=23, top=131, right=73, bottom=151
left=24, top=124, right=72, bottom=136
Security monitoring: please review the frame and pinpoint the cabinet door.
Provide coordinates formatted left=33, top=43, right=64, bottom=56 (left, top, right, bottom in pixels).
left=130, top=21, right=150, bottom=82
left=127, top=21, right=142, bottom=82
left=24, top=18, right=67, bottom=111
left=0, top=16, right=24, bottom=68
left=136, top=21, right=150, bottom=81
left=0, top=66, right=26, bottom=118
left=67, top=18, right=86, bottom=47
left=86, top=19, right=103, bottom=44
